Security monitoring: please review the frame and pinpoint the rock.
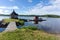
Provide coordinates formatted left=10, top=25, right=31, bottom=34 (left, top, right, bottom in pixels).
left=4, top=22, right=17, bottom=32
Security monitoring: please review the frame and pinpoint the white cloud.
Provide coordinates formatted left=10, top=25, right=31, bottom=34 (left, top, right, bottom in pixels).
left=24, top=0, right=60, bottom=15
left=0, top=9, right=10, bottom=14
left=0, top=9, right=4, bottom=14
left=0, top=6, right=19, bottom=9
left=0, top=6, right=19, bottom=14
left=12, top=6, right=19, bottom=9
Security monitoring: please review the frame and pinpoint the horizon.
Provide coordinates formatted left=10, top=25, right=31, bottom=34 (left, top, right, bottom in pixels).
left=0, top=0, right=60, bottom=15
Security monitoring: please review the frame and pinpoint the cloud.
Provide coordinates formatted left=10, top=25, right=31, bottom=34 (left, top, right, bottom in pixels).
left=0, top=9, right=4, bottom=14
left=0, top=6, right=19, bottom=9
left=0, top=9, right=10, bottom=14
left=24, top=0, right=60, bottom=15
left=0, top=6, right=19, bottom=14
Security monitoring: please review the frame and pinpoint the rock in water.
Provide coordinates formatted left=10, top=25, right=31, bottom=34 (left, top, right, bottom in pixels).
left=4, top=22, right=17, bottom=32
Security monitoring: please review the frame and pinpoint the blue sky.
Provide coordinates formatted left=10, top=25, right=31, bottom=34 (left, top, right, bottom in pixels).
left=0, top=0, right=60, bottom=15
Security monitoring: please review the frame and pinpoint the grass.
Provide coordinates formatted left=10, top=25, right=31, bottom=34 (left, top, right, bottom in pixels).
left=21, top=26, right=38, bottom=30
left=0, top=26, right=58, bottom=40
left=2, top=19, right=24, bottom=25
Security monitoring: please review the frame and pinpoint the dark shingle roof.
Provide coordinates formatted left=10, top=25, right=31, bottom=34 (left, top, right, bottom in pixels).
left=11, top=10, right=18, bottom=15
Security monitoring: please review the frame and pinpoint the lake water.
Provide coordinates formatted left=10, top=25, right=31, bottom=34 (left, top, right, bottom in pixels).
left=0, top=16, right=60, bottom=34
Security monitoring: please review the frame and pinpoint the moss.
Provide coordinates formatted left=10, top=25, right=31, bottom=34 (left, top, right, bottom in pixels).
left=18, top=20, right=24, bottom=25
left=3, top=19, right=24, bottom=26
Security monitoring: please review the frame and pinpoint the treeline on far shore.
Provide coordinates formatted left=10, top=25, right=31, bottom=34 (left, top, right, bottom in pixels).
left=0, top=14, right=60, bottom=18
left=40, top=14, right=60, bottom=18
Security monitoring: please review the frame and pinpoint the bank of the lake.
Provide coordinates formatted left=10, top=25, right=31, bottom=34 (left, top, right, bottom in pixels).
left=1, top=16, right=60, bottom=33
left=0, top=26, right=58, bottom=40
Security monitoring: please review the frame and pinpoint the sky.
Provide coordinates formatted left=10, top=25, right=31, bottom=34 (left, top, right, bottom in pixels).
left=0, top=0, right=60, bottom=15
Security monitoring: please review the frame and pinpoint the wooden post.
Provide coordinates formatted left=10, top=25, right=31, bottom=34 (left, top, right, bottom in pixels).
left=34, top=16, right=38, bottom=24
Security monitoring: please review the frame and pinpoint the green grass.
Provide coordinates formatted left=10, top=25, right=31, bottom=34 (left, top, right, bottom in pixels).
left=3, top=19, right=24, bottom=25
left=0, top=26, right=58, bottom=40
left=21, top=26, right=38, bottom=30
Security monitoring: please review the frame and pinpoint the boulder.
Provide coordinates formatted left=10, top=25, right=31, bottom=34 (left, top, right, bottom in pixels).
left=4, top=22, right=17, bottom=32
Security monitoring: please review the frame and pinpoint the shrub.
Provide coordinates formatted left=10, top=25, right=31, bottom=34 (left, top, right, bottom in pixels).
left=22, top=26, right=37, bottom=30
left=3, top=19, right=24, bottom=26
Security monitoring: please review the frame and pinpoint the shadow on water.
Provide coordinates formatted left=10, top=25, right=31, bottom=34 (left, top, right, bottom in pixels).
left=0, top=23, right=9, bottom=32
left=0, top=28, right=6, bottom=32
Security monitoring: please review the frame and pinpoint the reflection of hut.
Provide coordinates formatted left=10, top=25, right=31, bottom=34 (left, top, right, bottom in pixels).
left=11, top=10, right=18, bottom=19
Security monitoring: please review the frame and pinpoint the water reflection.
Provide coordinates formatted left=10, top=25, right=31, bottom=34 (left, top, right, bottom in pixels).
left=37, top=18, right=60, bottom=34
left=0, top=16, right=60, bottom=34
left=0, top=28, right=6, bottom=32
left=22, top=18, right=60, bottom=34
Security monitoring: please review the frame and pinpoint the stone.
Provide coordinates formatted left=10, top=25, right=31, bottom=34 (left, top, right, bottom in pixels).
left=4, top=22, right=17, bottom=32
